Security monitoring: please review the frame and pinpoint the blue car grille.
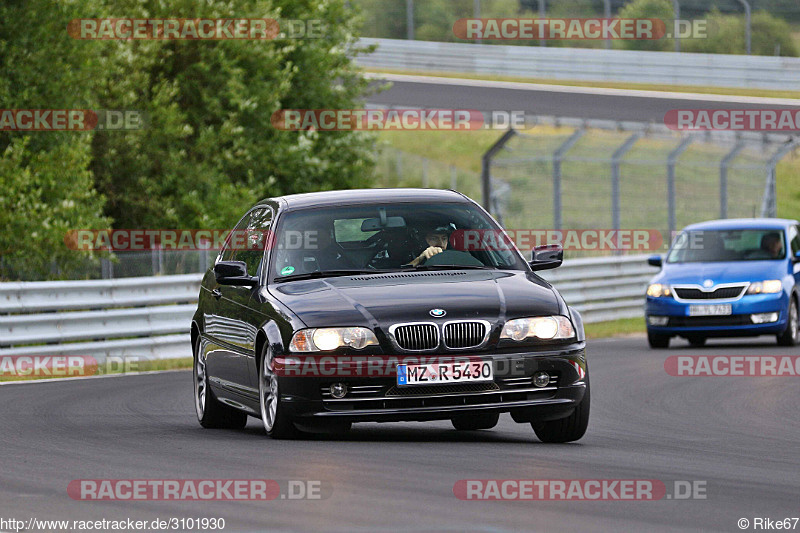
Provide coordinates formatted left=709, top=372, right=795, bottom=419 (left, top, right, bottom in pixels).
left=674, top=285, right=746, bottom=300
left=668, top=315, right=752, bottom=327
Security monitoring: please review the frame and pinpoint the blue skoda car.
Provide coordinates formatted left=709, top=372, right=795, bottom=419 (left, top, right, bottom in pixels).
left=645, top=218, right=800, bottom=348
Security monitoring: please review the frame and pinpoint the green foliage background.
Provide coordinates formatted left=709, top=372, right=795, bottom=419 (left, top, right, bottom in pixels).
left=354, top=0, right=799, bottom=56
left=0, top=0, right=377, bottom=280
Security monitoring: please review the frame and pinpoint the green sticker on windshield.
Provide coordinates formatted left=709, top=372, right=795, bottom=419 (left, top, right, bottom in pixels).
left=280, top=266, right=295, bottom=276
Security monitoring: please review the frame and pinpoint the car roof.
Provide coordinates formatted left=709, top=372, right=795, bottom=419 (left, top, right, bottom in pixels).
left=256, top=188, right=469, bottom=210
left=682, top=218, right=799, bottom=231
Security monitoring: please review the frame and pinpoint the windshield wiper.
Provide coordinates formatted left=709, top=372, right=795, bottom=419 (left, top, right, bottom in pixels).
left=273, top=269, right=393, bottom=283
left=404, top=264, right=495, bottom=271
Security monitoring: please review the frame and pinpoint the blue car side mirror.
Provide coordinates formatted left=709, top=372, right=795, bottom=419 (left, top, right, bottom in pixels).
left=647, top=255, right=663, bottom=267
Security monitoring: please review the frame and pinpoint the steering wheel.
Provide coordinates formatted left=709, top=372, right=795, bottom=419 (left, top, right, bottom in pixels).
left=419, top=249, right=484, bottom=267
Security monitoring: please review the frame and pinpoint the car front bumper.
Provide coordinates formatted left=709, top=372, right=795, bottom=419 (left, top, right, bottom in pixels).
left=645, top=292, right=789, bottom=337
left=277, top=344, right=588, bottom=424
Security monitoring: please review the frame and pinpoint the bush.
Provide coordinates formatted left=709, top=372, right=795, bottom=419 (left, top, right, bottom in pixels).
left=615, top=0, right=675, bottom=52
left=682, top=9, right=798, bottom=56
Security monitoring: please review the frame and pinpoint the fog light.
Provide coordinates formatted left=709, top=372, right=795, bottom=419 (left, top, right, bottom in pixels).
left=751, top=312, right=779, bottom=324
left=330, top=382, right=348, bottom=398
left=533, top=372, right=550, bottom=388
left=648, top=315, right=669, bottom=326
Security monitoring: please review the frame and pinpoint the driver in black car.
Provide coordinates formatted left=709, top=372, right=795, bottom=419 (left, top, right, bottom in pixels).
left=408, top=224, right=453, bottom=267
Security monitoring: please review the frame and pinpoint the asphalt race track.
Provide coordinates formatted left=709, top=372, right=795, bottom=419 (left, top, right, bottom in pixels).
left=366, top=74, right=800, bottom=123
left=1, top=336, right=797, bottom=533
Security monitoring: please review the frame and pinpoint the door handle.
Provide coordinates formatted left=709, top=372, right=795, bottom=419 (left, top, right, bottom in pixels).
left=212, top=288, right=222, bottom=299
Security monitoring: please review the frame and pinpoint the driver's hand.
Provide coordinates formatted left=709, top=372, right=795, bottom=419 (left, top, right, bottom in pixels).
left=422, top=246, right=443, bottom=260
left=411, top=246, right=443, bottom=266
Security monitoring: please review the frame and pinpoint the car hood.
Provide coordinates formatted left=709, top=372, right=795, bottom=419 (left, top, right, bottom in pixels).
left=269, top=270, right=562, bottom=328
left=654, top=260, right=787, bottom=285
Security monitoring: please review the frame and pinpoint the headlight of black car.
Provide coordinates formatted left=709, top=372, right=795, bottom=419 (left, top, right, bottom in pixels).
left=500, top=316, right=576, bottom=341
left=289, top=327, right=379, bottom=352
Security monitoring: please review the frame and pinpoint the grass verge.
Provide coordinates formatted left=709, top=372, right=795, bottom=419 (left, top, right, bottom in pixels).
left=584, top=317, right=646, bottom=339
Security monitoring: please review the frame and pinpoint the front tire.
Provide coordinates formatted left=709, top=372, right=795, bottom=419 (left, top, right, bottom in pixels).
left=777, top=297, right=799, bottom=346
left=532, top=381, right=590, bottom=443
left=194, top=337, right=247, bottom=429
left=452, top=412, right=499, bottom=431
left=648, top=331, right=670, bottom=349
left=259, top=345, right=300, bottom=439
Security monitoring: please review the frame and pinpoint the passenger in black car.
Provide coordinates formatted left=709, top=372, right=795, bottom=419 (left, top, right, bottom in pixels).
left=275, top=216, right=354, bottom=275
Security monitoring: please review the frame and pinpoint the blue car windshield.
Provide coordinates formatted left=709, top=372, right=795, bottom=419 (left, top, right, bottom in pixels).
left=667, top=229, right=786, bottom=263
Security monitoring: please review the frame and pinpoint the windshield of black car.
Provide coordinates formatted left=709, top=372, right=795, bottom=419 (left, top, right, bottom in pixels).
left=667, top=229, right=786, bottom=263
left=270, top=202, right=527, bottom=280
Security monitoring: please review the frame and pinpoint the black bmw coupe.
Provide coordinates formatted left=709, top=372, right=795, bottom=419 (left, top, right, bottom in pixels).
left=191, top=189, right=589, bottom=441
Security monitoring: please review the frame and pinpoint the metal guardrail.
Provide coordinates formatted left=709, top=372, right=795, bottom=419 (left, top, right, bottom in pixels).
left=0, top=257, right=657, bottom=360
left=356, top=38, right=800, bottom=91
left=0, top=274, right=203, bottom=360
left=539, top=254, right=659, bottom=323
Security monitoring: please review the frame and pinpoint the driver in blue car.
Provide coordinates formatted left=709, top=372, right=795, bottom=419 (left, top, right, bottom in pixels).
left=408, top=224, right=453, bottom=267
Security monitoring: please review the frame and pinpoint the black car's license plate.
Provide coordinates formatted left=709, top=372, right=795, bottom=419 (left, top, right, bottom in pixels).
left=397, top=361, right=493, bottom=386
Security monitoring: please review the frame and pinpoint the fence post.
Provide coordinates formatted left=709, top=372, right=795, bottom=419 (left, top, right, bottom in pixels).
left=481, top=129, right=517, bottom=213
left=553, top=128, right=585, bottom=230
left=672, top=0, right=680, bottom=52
left=396, top=151, right=403, bottom=178
left=603, top=0, right=611, bottom=50
left=737, top=0, right=752, bottom=55
left=101, top=258, right=112, bottom=279
left=474, top=0, right=481, bottom=44
left=450, top=165, right=458, bottom=190
left=667, top=136, right=694, bottom=236
left=537, top=0, right=546, bottom=47
left=406, top=0, right=414, bottom=40
left=720, top=141, right=745, bottom=219
left=422, top=157, right=429, bottom=187
left=762, top=140, right=799, bottom=217
left=611, top=133, right=642, bottom=235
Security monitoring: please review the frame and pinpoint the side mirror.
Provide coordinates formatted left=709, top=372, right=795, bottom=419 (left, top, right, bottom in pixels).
left=214, top=261, right=257, bottom=286
left=529, top=244, right=563, bottom=271
left=648, top=255, right=663, bottom=267
left=794, top=250, right=800, bottom=262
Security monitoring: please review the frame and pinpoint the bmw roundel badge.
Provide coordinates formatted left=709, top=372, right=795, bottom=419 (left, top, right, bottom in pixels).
left=429, top=308, right=446, bottom=317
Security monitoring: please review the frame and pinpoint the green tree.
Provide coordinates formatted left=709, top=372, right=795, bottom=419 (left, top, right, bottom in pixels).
left=682, top=9, right=798, bottom=56
left=90, top=0, right=378, bottom=229
left=0, top=0, right=110, bottom=280
left=615, top=0, right=675, bottom=52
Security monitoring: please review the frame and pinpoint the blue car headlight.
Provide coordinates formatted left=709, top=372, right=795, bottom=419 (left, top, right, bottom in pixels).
left=646, top=283, right=672, bottom=298
left=746, top=280, right=782, bottom=294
